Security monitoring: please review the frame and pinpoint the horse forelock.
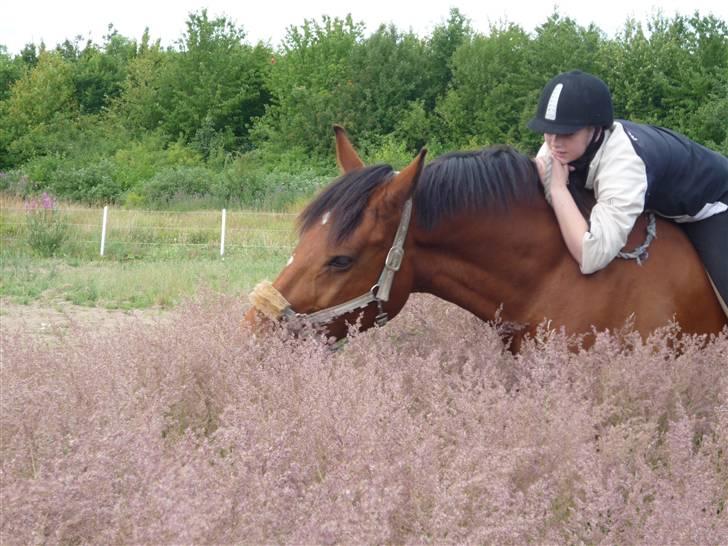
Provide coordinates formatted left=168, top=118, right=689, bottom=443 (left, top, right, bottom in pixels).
left=298, top=164, right=395, bottom=243
left=414, top=145, right=541, bottom=230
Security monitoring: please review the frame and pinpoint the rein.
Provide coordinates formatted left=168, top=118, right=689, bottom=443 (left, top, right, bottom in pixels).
left=617, top=213, right=657, bottom=264
left=249, top=198, right=413, bottom=328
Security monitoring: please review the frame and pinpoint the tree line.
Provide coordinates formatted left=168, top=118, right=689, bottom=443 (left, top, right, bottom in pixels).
left=1, top=9, right=726, bottom=207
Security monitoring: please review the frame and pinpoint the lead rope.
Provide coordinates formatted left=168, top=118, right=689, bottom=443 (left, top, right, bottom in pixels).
left=617, top=213, right=657, bottom=265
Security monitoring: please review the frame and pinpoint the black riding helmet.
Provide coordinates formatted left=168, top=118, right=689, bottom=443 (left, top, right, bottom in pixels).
left=528, top=70, right=613, bottom=134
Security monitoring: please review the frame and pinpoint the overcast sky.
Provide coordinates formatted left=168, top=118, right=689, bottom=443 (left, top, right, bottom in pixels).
left=2, top=0, right=727, bottom=54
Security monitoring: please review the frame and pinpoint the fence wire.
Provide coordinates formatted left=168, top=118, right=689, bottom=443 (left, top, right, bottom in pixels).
left=0, top=206, right=298, bottom=254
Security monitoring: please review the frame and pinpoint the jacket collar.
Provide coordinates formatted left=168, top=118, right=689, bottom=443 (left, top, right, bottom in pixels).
left=585, top=123, right=615, bottom=189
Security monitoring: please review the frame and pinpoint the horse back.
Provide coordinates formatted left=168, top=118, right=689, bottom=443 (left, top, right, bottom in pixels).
left=565, top=185, right=725, bottom=334
left=601, top=213, right=725, bottom=334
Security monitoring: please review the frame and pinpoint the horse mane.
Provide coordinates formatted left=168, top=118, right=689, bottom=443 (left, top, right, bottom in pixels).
left=298, top=145, right=541, bottom=242
left=415, top=145, right=541, bottom=230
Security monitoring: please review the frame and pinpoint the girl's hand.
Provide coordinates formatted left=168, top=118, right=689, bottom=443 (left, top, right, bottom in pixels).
left=549, top=155, right=572, bottom=190
left=535, top=155, right=576, bottom=205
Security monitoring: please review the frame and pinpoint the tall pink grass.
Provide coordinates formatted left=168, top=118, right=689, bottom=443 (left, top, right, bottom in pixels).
left=2, top=294, right=727, bottom=544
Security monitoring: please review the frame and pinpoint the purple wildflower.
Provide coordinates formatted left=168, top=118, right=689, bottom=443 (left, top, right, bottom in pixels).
left=40, top=192, right=55, bottom=210
left=1, top=294, right=726, bottom=544
left=24, top=197, right=38, bottom=212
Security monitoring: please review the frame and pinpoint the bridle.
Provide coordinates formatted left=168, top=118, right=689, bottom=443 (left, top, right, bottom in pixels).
left=249, top=198, right=413, bottom=328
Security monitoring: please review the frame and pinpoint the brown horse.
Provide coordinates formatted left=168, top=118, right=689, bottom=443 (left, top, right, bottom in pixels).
left=246, top=127, right=726, bottom=349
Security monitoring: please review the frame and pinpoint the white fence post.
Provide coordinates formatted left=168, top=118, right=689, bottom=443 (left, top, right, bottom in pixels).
left=220, top=208, right=227, bottom=257
left=100, top=205, right=109, bottom=256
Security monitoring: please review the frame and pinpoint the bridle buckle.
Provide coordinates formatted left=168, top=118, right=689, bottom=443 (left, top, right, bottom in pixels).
left=385, top=247, right=404, bottom=271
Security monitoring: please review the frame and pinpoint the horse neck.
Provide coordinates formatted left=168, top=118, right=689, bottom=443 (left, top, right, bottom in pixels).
left=410, top=201, right=567, bottom=321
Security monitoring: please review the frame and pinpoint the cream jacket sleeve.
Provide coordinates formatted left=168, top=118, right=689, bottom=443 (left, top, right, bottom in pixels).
left=581, top=124, right=649, bottom=274
left=535, top=142, right=554, bottom=204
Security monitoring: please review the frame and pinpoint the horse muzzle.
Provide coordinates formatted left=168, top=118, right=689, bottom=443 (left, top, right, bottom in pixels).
left=247, top=280, right=293, bottom=321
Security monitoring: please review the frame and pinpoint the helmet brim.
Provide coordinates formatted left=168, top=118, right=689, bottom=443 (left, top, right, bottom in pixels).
left=527, top=117, right=587, bottom=134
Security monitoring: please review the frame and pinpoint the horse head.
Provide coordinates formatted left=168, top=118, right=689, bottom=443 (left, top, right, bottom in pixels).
left=245, top=126, right=427, bottom=340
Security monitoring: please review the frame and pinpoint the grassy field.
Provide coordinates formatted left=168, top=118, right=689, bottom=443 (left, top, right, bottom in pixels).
left=0, top=194, right=297, bottom=309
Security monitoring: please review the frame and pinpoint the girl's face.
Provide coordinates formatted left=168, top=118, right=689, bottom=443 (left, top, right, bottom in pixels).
left=544, top=127, right=595, bottom=164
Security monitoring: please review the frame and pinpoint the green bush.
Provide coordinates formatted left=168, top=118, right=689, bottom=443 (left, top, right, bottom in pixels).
left=112, top=135, right=203, bottom=192
left=0, top=170, right=42, bottom=195
left=48, top=158, right=123, bottom=203
left=359, top=133, right=414, bottom=168
left=140, top=165, right=218, bottom=205
left=221, top=148, right=332, bottom=209
left=23, top=154, right=69, bottom=186
left=25, top=193, right=69, bottom=256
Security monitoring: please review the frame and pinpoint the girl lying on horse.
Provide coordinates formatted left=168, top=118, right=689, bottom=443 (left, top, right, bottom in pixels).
left=530, top=70, right=728, bottom=315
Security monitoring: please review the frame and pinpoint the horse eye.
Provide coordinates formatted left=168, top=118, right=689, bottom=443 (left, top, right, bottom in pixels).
left=328, top=255, right=354, bottom=270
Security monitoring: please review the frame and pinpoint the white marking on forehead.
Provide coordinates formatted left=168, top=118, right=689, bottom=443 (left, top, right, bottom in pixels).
left=321, top=211, right=330, bottom=225
left=286, top=254, right=295, bottom=267
left=545, top=83, right=563, bottom=121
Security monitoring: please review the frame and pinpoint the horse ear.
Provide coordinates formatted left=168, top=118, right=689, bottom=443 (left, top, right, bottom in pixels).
left=334, top=125, right=365, bottom=173
left=383, top=148, right=427, bottom=209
